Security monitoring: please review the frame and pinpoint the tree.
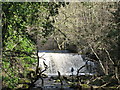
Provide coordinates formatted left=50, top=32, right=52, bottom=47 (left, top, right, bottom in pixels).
left=2, top=2, right=67, bottom=89
left=50, top=2, right=120, bottom=76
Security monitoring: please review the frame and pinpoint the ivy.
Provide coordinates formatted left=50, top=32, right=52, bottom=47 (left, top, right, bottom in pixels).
left=2, top=2, right=64, bottom=89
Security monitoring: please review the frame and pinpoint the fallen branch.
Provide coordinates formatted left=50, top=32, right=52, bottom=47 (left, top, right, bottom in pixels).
left=104, top=49, right=114, bottom=65
left=88, top=44, right=106, bottom=74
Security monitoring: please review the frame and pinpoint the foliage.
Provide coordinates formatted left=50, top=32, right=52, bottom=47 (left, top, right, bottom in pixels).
left=2, top=2, right=67, bottom=89
left=37, top=2, right=120, bottom=87
left=49, top=2, right=120, bottom=75
left=2, top=2, right=120, bottom=89
left=2, top=2, right=38, bottom=88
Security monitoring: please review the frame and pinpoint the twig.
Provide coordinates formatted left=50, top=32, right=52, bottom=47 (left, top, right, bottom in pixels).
left=88, top=43, right=106, bottom=74
left=58, top=71, right=63, bottom=88
left=104, top=48, right=120, bottom=83
left=76, top=65, right=86, bottom=84
left=104, top=49, right=114, bottom=65
left=36, top=51, right=45, bottom=74
left=117, top=85, right=120, bottom=89
left=28, top=61, right=48, bottom=89
left=76, top=65, right=85, bottom=77
left=53, top=37, right=62, bottom=50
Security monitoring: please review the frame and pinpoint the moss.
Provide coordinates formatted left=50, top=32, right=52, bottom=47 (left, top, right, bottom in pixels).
left=27, top=68, right=35, bottom=72
left=23, top=84, right=29, bottom=89
left=81, top=84, right=90, bottom=88
left=16, top=84, right=24, bottom=89
left=54, top=79, right=61, bottom=83
left=18, top=78, right=31, bottom=84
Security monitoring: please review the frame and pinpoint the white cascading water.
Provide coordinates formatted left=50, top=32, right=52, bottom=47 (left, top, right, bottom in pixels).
left=38, top=51, right=95, bottom=76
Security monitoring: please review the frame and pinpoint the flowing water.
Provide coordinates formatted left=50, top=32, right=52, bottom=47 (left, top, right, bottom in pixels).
left=38, top=50, right=95, bottom=76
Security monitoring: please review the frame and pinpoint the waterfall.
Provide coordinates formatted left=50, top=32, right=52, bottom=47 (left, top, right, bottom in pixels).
left=38, top=50, right=95, bottom=76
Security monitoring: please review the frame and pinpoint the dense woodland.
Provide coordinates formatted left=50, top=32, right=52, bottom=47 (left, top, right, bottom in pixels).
left=2, top=2, right=120, bottom=89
